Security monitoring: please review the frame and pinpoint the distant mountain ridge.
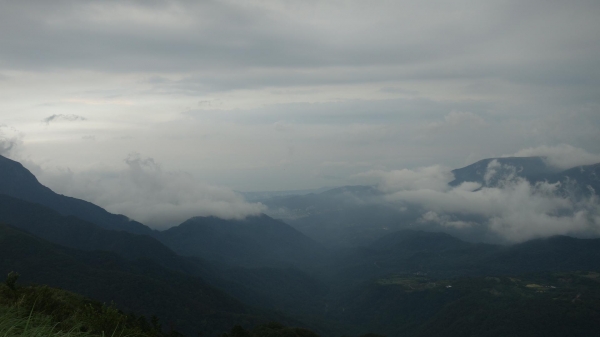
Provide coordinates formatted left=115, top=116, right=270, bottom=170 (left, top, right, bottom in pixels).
left=159, top=214, right=327, bottom=268
left=0, top=155, right=153, bottom=235
left=449, top=156, right=561, bottom=187
left=327, top=229, right=600, bottom=289
left=549, top=162, right=600, bottom=196
left=2, top=152, right=600, bottom=337
left=449, top=156, right=600, bottom=194
left=258, top=156, right=600, bottom=247
left=0, top=154, right=328, bottom=271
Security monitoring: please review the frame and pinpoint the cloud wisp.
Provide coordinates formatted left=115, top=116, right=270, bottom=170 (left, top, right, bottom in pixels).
left=0, top=125, right=22, bottom=157
left=32, top=153, right=266, bottom=229
left=42, top=114, right=87, bottom=125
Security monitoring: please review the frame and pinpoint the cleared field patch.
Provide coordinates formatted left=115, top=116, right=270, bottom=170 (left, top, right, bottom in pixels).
left=377, top=275, right=445, bottom=292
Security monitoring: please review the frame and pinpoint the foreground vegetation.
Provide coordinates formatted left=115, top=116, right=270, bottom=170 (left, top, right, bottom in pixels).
left=0, top=272, right=326, bottom=337
left=0, top=273, right=169, bottom=337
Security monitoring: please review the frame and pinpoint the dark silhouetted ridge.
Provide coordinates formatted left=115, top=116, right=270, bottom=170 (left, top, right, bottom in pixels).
left=0, top=223, right=283, bottom=336
left=0, top=154, right=152, bottom=235
left=0, top=193, right=191, bottom=271
left=159, top=214, right=326, bottom=268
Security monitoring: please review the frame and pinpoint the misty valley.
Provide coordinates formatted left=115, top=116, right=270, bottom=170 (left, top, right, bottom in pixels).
left=1, top=154, right=600, bottom=336
left=2, top=1, right=600, bottom=336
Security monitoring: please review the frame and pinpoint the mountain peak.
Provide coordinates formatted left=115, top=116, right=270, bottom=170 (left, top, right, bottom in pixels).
left=450, top=156, right=562, bottom=187
left=160, top=214, right=325, bottom=268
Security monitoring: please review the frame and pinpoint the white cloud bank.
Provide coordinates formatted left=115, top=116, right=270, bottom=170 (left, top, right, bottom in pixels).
left=32, top=153, right=266, bottom=229
left=510, top=144, right=600, bottom=170
left=368, top=159, right=600, bottom=243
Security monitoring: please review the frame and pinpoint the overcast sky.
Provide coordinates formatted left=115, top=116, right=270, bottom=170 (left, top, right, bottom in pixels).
left=1, top=0, right=600, bottom=226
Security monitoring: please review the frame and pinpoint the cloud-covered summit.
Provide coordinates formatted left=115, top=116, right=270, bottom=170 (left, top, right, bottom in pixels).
left=509, top=145, right=600, bottom=170
left=365, top=158, right=600, bottom=243
left=31, top=153, right=266, bottom=229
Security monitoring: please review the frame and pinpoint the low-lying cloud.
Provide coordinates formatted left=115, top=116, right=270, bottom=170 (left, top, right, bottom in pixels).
left=509, top=144, right=600, bottom=170
left=33, top=153, right=266, bottom=229
left=368, top=159, right=600, bottom=243
left=358, top=165, right=454, bottom=193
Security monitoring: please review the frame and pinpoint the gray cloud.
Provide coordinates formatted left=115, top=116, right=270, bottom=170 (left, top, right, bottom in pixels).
left=42, top=114, right=87, bottom=125
left=0, top=1, right=598, bottom=92
left=0, top=0, right=599, bottom=195
left=184, top=98, right=492, bottom=126
left=32, top=153, right=266, bottom=229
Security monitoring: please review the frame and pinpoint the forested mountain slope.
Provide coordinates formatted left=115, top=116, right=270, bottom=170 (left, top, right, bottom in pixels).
left=159, top=215, right=327, bottom=268
left=0, top=155, right=153, bottom=235
left=0, top=223, right=295, bottom=336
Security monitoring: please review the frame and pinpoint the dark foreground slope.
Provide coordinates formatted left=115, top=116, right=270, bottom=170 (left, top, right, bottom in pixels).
left=0, top=224, right=288, bottom=336
left=0, top=155, right=152, bottom=235
left=0, top=193, right=335, bottom=335
left=0, top=280, right=167, bottom=337
left=0, top=278, right=322, bottom=337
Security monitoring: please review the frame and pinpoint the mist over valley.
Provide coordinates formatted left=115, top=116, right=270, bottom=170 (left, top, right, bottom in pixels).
left=2, top=1, right=600, bottom=336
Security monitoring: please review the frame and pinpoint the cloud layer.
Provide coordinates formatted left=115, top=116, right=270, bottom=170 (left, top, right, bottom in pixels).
left=31, top=153, right=265, bottom=229
left=510, top=145, right=600, bottom=170
left=0, top=1, right=599, bottom=192
left=369, top=160, right=600, bottom=243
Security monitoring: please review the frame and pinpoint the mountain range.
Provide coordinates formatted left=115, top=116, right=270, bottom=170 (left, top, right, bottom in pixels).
left=1, top=154, right=600, bottom=336
left=258, top=156, right=600, bottom=247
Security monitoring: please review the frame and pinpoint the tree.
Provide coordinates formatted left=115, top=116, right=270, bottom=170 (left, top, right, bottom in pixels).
left=5, top=271, right=19, bottom=291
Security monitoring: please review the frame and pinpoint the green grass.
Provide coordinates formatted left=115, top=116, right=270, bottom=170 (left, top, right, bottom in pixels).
left=0, top=278, right=319, bottom=337
left=0, top=304, right=93, bottom=337
left=0, top=282, right=165, bottom=337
